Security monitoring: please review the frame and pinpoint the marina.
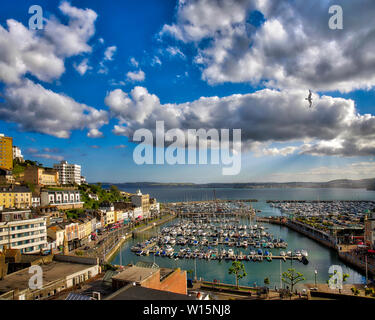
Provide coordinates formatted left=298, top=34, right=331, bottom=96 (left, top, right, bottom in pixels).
left=111, top=189, right=372, bottom=288
left=130, top=217, right=309, bottom=264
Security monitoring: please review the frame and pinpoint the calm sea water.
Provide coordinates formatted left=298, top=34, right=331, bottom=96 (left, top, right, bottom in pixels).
left=111, top=187, right=375, bottom=288
left=120, top=186, right=375, bottom=203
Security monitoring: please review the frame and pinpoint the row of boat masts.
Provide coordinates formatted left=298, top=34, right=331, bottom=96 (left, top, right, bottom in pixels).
left=158, top=221, right=283, bottom=245
left=132, top=243, right=308, bottom=264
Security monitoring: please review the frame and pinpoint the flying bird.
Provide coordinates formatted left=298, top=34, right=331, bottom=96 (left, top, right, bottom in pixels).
left=305, top=90, right=313, bottom=108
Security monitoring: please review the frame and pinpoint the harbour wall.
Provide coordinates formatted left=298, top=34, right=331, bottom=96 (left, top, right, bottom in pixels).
left=258, top=217, right=375, bottom=276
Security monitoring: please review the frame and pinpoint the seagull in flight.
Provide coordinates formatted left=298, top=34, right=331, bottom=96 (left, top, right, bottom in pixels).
left=305, top=90, right=313, bottom=108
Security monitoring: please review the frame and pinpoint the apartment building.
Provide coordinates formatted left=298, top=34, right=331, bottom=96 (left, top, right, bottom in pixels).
left=131, top=189, right=150, bottom=217
left=23, top=166, right=59, bottom=186
left=0, top=215, right=47, bottom=253
left=47, top=225, right=65, bottom=248
left=40, top=189, right=83, bottom=210
left=12, top=146, right=23, bottom=162
left=53, top=161, right=81, bottom=185
left=0, top=134, right=13, bottom=171
left=0, top=186, right=32, bottom=209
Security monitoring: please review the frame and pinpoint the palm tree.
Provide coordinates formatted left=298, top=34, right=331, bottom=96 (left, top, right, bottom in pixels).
left=281, top=268, right=305, bottom=294
left=228, top=261, right=247, bottom=289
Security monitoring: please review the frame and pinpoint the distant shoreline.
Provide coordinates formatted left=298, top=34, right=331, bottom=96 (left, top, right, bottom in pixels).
left=97, top=178, right=375, bottom=191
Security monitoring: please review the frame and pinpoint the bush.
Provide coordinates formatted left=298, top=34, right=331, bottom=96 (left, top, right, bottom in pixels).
left=365, top=287, right=374, bottom=296
left=351, top=287, right=360, bottom=295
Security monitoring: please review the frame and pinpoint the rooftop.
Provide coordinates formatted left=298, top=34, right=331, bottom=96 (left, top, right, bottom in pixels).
left=0, top=261, right=96, bottom=294
left=111, top=266, right=158, bottom=284
left=106, top=285, right=196, bottom=300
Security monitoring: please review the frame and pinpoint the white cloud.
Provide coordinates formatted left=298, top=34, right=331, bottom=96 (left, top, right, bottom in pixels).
left=0, top=79, right=108, bottom=138
left=161, top=0, right=375, bottom=92
left=130, top=57, right=139, bottom=67
left=33, top=153, right=64, bottom=161
left=166, top=46, right=185, bottom=59
left=151, top=56, right=162, bottom=66
left=105, top=86, right=375, bottom=157
left=74, top=58, right=91, bottom=75
left=260, top=146, right=298, bottom=157
left=87, top=128, right=104, bottom=138
left=126, top=70, right=146, bottom=82
left=44, top=1, right=97, bottom=57
left=104, top=46, right=117, bottom=61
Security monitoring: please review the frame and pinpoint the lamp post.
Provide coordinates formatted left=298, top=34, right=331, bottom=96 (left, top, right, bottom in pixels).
left=314, top=269, right=318, bottom=289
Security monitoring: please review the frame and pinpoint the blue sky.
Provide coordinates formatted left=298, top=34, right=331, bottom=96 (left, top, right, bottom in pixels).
left=0, top=0, right=375, bottom=183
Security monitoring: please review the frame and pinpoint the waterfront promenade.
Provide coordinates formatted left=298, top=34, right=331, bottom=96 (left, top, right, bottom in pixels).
left=257, top=216, right=375, bottom=277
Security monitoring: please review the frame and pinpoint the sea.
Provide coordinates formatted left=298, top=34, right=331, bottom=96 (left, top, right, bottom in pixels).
left=110, top=187, right=375, bottom=288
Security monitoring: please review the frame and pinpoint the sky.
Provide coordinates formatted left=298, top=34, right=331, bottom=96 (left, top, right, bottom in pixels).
left=0, top=0, right=375, bottom=183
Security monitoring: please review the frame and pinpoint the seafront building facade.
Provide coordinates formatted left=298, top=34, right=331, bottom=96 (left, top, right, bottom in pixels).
left=0, top=216, right=47, bottom=253
left=40, top=189, right=83, bottom=210
left=131, top=189, right=150, bottom=217
left=0, top=186, right=32, bottom=209
left=53, top=161, right=82, bottom=185
left=365, top=213, right=375, bottom=248
left=0, top=134, right=13, bottom=171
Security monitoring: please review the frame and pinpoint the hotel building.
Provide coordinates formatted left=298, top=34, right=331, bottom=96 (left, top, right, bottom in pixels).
left=0, top=212, right=47, bottom=253
left=53, top=161, right=82, bottom=185
left=40, top=189, right=83, bottom=210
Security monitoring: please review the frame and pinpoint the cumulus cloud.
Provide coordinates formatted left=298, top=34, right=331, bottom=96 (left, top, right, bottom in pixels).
left=104, top=46, right=117, bottom=61
left=0, top=2, right=109, bottom=139
left=87, top=128, right=104, bottom=138
left=105, top=86, right=375, bottom=157
left=160, top=0, right=375, bottom=92
left=74, top=58, right=92, bottom=75
left=126, top=70, right=146, bottom=82
left=0, top=79, right=108, bottom=138
left=0, top=1, right=97, bottom=85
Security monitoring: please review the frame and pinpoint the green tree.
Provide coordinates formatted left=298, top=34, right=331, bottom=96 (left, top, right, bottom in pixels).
left=228, top=261, right=247, bottom=289
left=281, top=268, right=305, bottom=293
left=264, top=277, right=270, bottom=287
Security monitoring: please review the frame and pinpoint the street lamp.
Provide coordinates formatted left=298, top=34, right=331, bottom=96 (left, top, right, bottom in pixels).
left=314, top=270, right=318, bottom=289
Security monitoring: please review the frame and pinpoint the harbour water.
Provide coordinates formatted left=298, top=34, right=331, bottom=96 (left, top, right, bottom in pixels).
left=111, top=187, right=374, bottom=288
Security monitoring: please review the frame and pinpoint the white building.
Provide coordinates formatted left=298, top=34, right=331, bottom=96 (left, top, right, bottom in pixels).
left=53, top=160, right=82, bottom=185
left=12, top=146, right=23, bottom=161
left=31, top=196, right=40, bottom=208
left=0, top=216, right=47, bottom=253
left=40, top=189, right=83, bottom=209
